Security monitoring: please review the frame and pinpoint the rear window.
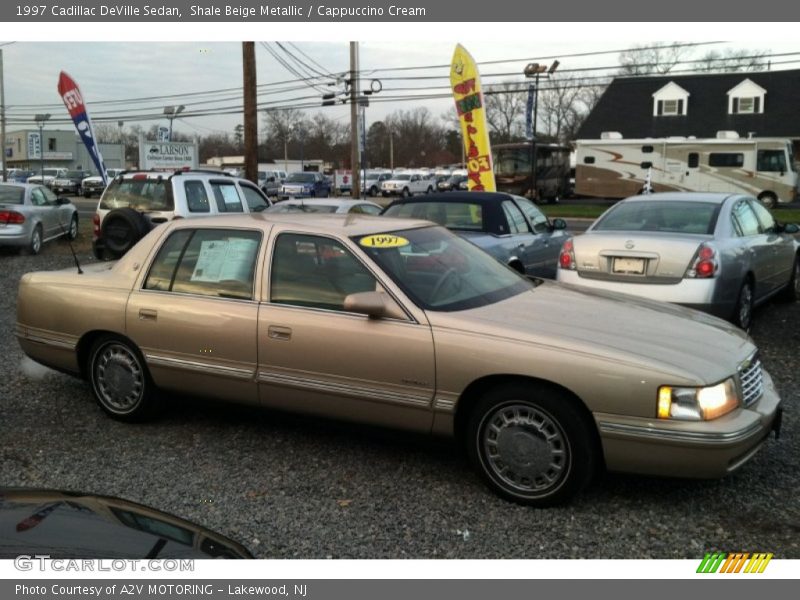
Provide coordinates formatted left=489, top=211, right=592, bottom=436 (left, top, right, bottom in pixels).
left=383, top=201, right=484, bottom=231
left=0, top=185, right=24, bottom=205
left=594, top=201, right=720, bottom=235
left=100, top=177, right=173, bottom=211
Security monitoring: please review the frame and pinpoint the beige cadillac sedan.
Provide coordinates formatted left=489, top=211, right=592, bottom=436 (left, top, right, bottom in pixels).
left=16, top=214, right=782, bottom=506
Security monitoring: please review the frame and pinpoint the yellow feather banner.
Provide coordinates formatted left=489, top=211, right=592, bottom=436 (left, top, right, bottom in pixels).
left=450, top=44, right=496, bottom=192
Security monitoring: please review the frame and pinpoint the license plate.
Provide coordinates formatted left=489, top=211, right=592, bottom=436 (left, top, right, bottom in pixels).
left=612, top=257, right=646, bottom=274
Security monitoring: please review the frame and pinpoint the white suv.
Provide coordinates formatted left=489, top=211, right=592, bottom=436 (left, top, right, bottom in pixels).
left=380, top=171, right=435, bottom=197
left=92, top=170, right=272, bottom=259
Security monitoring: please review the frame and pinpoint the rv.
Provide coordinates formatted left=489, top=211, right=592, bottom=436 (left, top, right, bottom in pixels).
left=575, top=132, right=799, bottom=207
left=493, top=142, right=571, bottom=203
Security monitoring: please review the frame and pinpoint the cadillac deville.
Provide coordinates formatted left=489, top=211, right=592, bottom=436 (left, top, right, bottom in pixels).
left=16, top=213, right=782, bottom=506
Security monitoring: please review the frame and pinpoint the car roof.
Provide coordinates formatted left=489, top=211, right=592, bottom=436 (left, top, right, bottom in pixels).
left=0, top=182, right=38, bottom=190
left=281, top=198, right=378, bottom=207
left=166, top=212, right=432, bottom=236
left=622, top=192, right=742, bottom=205
left=389, top=191, right=513, bottom=204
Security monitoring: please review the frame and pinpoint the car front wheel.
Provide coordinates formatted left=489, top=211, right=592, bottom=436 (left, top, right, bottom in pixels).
left=89, top=336, right=159, bottom=422
left=467, top=384, right=596, bottom=506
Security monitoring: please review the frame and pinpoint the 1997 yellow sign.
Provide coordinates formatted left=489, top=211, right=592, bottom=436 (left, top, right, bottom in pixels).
left=359, top=234, right=410, bottom=248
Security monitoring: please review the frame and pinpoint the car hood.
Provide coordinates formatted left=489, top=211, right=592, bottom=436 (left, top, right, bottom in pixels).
left=426, top=280, right=753, bottom=384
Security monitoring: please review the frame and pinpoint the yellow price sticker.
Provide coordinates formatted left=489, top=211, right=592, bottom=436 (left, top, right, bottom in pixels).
left=359, top=234, right=410, bottom=248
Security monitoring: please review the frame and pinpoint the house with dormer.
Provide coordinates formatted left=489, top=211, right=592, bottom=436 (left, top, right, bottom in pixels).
left=577, top=69, right=800, bottom=159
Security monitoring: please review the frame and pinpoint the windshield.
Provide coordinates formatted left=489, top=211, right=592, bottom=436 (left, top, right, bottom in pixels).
left=392, top=174, right=411, bottom=181
left=356, top=226, right=531, bottom=311
left=494, top=148, right=531, bottom=176
left=0, top=185, right=24, bottom=205
left=65, top=170, right=84, bottom=178
left=267, top=203, right=337, bottom=214
left=383, top=201, right=483, bottom=231
left=100, top=178, right=174, bottom=211
left=593, top=201, right=721, bottom=235
left=286, top=173, right=316, bottom=183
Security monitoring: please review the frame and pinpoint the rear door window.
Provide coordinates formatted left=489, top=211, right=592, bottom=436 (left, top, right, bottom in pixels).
left=184, top=181, right=210, bottom=213
left=211, top=181, right=245, bottom=213
left=501, top=201, right=529, bottom=234
left=732, top=201, right=761, bottom=236
left=239, top=183, right=269, bottom=212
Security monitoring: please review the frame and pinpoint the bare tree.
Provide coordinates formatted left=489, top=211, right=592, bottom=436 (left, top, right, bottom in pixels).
left=695, top=48, right=770, bottom=72
left=484, top=81, right=527, bottom=142
left=618, top=42, right=690, bottom=76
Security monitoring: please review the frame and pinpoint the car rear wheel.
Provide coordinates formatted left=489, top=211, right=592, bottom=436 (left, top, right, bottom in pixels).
left=733, top=279, right=754, bottom=331
left=778, top=257, right=799, bottom=302
left=402, top=187, right=410, bottom=198
left=66, top=214, right=78, bottom=241
left=101, top=208, right=151, bottom=258
left=467, top=384, right=595, bottom=506
left=26, top=225, right=43, bottom=256
left=89, top=336, right=159, bottom=422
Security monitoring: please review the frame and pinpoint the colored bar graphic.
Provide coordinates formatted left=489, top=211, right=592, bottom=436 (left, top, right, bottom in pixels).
left=697, top=552, right=772, bottom=574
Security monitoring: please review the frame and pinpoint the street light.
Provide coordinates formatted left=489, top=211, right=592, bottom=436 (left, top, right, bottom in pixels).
left=163, top=105, right=185, bottom=141
left=34, top=113, right=50, bottom=181
left=523, top=61, right=558, bottom=202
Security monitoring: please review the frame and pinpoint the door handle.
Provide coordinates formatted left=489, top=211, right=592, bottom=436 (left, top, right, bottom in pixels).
left=139, top=309, right=158, bottom=321
left=268, top=325, right=292, bottom=341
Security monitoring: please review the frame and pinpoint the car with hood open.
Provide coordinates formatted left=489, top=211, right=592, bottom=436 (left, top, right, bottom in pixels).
left=16, top=212, right=782, bottom=506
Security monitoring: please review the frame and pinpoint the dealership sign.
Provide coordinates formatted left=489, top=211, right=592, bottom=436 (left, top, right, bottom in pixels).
left=27, top=133, right=41, bottom=160
left=139, top=136, right=198, bottom=170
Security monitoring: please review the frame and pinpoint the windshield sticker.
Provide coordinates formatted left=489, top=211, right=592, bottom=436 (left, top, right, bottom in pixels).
left=359, top=234, right=410, bottom=248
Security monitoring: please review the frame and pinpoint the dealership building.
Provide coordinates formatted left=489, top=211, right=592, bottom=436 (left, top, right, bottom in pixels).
left=4, top=128, right=125, bottom=173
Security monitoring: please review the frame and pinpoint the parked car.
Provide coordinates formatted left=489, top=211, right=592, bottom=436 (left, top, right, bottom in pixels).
left=437, top=174, right=468, bottom=192
left=258, top=170, right=282, bottom=198
left=52, top=169, right=91, bottom=196
left=266, top=198, right=382, bottom=215
left=383, top=191, right=569, bottom=278
left=381, top=171, right=435, bottom=197
left=2, top=169, right=35, bottom=183
left=362, top=171, right=393, bottom=197
left=92, top=169, right=272, bottom=259
left=279, top=172, right=330, bottom=199
left=0, top=183, right=78, bottom=254
left=27, top=168, right=68, bottom=187
left=0, top=488, right=252, bottom=559
left=16, top=213, right=783, bottom=506
left=557, top=192, right=800, bottom=330
left=81, top=168, right=125, bottom=199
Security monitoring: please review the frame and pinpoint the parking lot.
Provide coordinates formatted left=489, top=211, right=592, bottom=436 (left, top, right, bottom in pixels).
left=1, top=224, right=798, bottom=559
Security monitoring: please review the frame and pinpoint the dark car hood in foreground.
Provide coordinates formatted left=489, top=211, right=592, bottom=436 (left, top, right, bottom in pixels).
left=0, top=489, right=252, bottom=559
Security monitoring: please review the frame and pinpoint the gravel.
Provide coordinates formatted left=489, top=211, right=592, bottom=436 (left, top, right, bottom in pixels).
left=1, top=232, right=798, bottom=559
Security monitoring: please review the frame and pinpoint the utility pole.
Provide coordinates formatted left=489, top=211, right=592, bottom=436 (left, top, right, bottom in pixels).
left=242, top=41, right=258, bottom=184
left=389, top=130, right=393, bottom=170
left=349, top=41, right=360, bottom=199
left=0, top=49, right=6, bottom=182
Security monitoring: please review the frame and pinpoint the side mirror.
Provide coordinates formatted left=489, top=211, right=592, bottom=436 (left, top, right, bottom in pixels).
left=783, top=222, right=799, bottom=234
left=551, top=217, right=567, bottom=230
left=56, top=197, right=71, bottom=205
left=343, top=291, right=404, bottom=320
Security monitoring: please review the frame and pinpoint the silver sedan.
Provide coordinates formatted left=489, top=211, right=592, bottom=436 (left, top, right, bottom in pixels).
left=557, top=192, right=799, bottom=330
left=0, top=183, right=79, bottom=255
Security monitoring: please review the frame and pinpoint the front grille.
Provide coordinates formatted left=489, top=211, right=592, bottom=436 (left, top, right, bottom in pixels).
left=738, top=354, right=763, bottom=407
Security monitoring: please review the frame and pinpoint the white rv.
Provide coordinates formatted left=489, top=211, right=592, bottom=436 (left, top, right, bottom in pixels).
left=576, top=131, right=798, bottom=207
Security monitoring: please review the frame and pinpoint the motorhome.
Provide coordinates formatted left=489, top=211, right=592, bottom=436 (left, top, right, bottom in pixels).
left=575, top=132, right=799, bottom=207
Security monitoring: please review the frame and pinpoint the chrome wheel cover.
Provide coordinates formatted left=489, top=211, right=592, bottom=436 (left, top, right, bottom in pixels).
left=31, top=229, right=41, bottom=254
left=794, top=262, right=800, bottom=297
left=93, top=343, right=144, bottom=414
left=479, top=403, right=569, bottom=495
left=68, top=217, right=78, bottom=239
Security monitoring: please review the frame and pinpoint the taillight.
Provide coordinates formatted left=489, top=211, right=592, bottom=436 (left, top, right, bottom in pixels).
left=686, top=243, right=718, bottom=278
left=0, top=210, right=25, bottom=224
left=92, top=213, right=100, bottom=237
left=559, top=239, right=576, bottom=270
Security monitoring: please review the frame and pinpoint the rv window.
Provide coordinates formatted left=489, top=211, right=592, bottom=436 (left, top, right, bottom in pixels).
left=756, top=150, right=787, bottom=173
left=583, top=156, right=595, bottom=164
left=708, top=153, right=744, bottom=168
left=687, top=153, right=699, bottom=168
left=642, top=145, right=654, bottom=153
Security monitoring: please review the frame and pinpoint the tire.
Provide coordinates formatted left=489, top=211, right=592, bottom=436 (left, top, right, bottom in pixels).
left=101, top=208, right=151, bottom=258
left=778, top=256, right=799, bottom=302
left=401, top=187, right=411, bottom=198
left=88, top=335, right=159, bottom=422
left=83, top=190, right=93, bottom=199
left=66, top=214, right=78, bottom=241
left=369, top=186, right=378, bottom=197
left=466, top=383, right=596, bottom=506
left=25, top=225, right=43, bottom=256
left=758, top=193, right=777, bottom=209
left=427, top=186, right=434, bottom=194
left=732, top=279, right=754, bottom=331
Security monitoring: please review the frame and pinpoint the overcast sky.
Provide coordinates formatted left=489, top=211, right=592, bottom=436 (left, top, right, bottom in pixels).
left=2, top=33, right=800, bottom=139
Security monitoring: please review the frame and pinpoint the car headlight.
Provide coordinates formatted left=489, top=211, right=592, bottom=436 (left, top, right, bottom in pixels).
left=657, top=378, right=739, bottom=420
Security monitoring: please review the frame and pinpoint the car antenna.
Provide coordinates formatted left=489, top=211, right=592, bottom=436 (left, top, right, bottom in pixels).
left=55, top=206, right=83, bottom=274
